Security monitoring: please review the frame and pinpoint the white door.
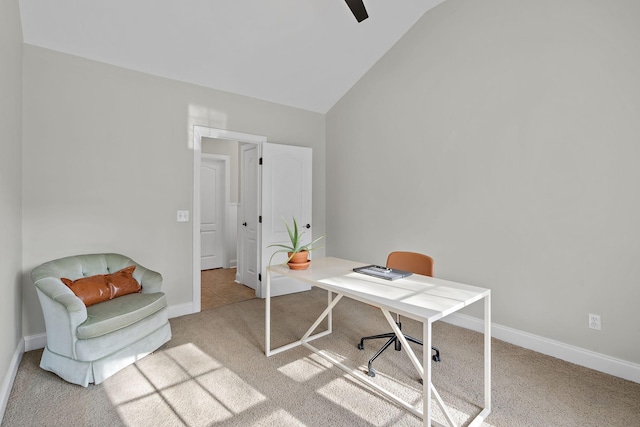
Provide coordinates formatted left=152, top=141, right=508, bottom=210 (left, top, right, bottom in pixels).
left=260, top=142, right=313, bottom=298
left=200, top=157, right=225, bottom=270
left=240, top=144, right=259, bottom=290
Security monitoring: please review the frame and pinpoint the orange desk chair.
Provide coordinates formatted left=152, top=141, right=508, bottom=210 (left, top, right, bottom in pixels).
left=357, top=251, right=441, bottom=377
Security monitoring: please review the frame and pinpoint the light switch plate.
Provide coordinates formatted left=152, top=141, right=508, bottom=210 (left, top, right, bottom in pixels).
left=177, top=211, right=189, bottom=222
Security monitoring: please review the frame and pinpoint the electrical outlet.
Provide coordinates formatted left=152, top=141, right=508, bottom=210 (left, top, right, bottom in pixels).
left=588, top=313, right=601, bottom=330
left=177, top=210, right=189, bottom=222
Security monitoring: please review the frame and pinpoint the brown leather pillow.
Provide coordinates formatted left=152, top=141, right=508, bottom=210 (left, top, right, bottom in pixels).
left=61, top=266, right=141, bottom=306
left=61, top=274, right=111, bottom=306
left=106, top=266, right=141, bottom=298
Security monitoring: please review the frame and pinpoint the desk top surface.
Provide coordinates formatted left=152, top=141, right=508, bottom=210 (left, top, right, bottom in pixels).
left=269, top=257, right=490, bottom=322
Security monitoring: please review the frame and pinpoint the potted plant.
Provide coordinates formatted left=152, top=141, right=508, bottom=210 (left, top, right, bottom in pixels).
left=268, top=216, right=324, bottom=270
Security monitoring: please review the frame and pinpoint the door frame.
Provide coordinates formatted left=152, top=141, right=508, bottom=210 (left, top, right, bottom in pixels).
left=193, top=126, right=266, bottom=313
left=201, top=153, right=230, bottom=270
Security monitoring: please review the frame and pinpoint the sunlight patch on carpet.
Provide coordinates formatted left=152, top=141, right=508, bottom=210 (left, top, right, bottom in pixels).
left=164, top=342, right=223, bottom=376
left=316, top=375, right=493, bottom=427
left=278, top=353, right=333, bottom=382
left=103, top=366, right=159, bottom=405
left=253, top=409, right=307, bottom=426
left=115, top=393, right=186, bottom=426
left=196, top=368, right=266, bottom=413
left=135, top=350, right=193, bottom=389
left=104, top=343, right=267, bottom=426
left=316, top=377, right=411, bottom=425
left=160, top=379, right=234, bottom=425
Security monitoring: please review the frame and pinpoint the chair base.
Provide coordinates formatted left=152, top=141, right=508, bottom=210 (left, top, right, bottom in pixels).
left=358, top=322, right=440, bottom=379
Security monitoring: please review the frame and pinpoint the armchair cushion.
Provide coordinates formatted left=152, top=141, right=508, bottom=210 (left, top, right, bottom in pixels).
left=77, top=292, right=167, bottom=339
left=61, top=265, right=142, bottom=306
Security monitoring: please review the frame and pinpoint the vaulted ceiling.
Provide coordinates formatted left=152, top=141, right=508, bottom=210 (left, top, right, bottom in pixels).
left=18, top=0, right=445, bottom=113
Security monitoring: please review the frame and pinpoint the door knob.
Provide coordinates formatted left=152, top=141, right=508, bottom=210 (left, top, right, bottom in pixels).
left=304, top=224, right=311, bottom=229
left=243, top=222, right=247, bottom=226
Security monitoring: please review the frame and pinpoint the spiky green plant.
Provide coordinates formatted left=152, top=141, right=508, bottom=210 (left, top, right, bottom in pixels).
left=268, top=216, right=324, bottom=264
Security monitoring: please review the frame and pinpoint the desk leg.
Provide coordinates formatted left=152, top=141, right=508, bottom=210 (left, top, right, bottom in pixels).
left=301, top=294, right=343, bottom=342
left=423, top=320, right=432, bottom=427
left=327, top=291, right=333, bottom=334
left=421, top=319, right=457, bottom=427
left=265, top=267, right=272, bottom=357
left=384, top=309, right=459, bottom=426
left=468, top=292, right=492, bottom=427
left=485, top=293, right=492, bottom=411
left=266, top=272, right=336, bottom=357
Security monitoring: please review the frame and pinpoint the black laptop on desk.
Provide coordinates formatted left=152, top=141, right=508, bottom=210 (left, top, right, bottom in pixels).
left=353, top=265, right=413, bottom=281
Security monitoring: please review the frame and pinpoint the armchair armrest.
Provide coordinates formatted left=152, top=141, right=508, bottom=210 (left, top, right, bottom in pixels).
left=133, top=264, right=163, bottom=294
left=34, top=277, right=87, bottom=358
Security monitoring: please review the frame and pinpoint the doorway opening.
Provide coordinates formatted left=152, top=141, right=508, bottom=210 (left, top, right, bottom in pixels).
left=200, top=267, right=256, bottom=310
left=193, top=126, right=266, bottom=313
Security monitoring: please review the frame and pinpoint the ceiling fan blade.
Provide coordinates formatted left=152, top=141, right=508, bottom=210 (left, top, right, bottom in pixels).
left=345, top=0, right=368, bottom=22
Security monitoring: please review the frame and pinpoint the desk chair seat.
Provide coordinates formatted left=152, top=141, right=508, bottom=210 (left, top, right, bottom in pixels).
left=358, top=251, right=441, bottom=378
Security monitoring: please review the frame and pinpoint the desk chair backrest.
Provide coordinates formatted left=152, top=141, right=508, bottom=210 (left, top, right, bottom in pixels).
left=386, top=251, right=434, bottom=277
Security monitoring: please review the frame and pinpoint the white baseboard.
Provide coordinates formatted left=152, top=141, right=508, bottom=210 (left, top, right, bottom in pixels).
left=1, top=339, right=24, bottom=424
left=443, top=313, right=640, bottom=384
left=24, top=333, right=46, bottom=352
left=168, top=302, right=196, bottom=319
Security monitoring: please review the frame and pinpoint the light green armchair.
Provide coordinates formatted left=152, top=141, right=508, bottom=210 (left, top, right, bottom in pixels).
left=31, top=253, right=172, bottom=387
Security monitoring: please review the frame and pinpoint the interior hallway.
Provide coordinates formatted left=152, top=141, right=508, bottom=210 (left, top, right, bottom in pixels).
left=201, top=268, right=257, bottom=310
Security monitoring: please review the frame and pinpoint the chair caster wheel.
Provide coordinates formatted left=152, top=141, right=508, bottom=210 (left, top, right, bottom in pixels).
left=358, top=343, right=364, bottom=350
left=368, top=368, right=376, bottom=377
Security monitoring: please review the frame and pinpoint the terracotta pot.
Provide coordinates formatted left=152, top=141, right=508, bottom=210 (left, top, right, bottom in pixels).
left=287, top=251, right=311, bottom=270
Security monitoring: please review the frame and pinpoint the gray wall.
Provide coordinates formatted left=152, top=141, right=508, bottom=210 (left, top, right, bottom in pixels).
left=21, top=45, right=325, bottom=337
left=0, top=0, right=23, bottom=403
left=326, top=0, right=640, bottom=364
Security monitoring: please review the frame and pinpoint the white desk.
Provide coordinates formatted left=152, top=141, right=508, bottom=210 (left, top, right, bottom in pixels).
left=265, top=257, right=491, bottom=427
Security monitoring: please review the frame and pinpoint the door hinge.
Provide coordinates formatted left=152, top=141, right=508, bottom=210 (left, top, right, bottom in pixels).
left=259, top=157, right=263, bottom=165
left=259, top=216, right=262, bottom=223
left=258, top=273, right=262, bottom=282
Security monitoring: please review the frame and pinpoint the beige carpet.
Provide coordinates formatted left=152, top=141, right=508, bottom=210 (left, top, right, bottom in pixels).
left=3, top=288, right=640, bottom=426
